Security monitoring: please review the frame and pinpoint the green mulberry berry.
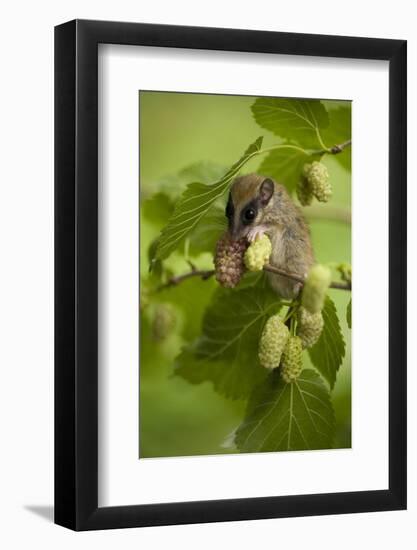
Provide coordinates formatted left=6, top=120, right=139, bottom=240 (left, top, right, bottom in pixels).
left=214, top=234, right=247, bottom=288
left=297, top=306, right=324, bottom=349
left=336, top=262, right=352, bottom=283
left=296, top=174, right=314, bottom=206
left=152, top=303, right=176, bottom=341
left=140, top=285, right=150, bottom=312
left=258, top=314, right=290, bottom=370
left=281, top=336, right=303, bottom=383
left=302, top=264, right=331, bottom=314
left=244, top=234, right=272, bottom=272
left=304, top=161, right=332, bottom=202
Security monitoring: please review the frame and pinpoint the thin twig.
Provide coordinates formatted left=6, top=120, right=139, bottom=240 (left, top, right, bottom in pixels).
left=304, top=204, right=351, bottom=225
left=263, top=265, right=305, bottom=285
left=156, top=264, right=351, bottom=292
left=330, top=139, right=352, bottom=154
left=264, top=264, right=351, bottom=290
left=313, top=139, right=352, bottom=156
left=328, top=280, right=352, bottom=290
left=156, top=269, right=214, bottom=291
left=310, top=138, right=352, bottom=156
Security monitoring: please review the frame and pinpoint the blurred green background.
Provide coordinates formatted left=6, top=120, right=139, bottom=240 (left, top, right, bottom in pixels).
left=139, top=91, right=351, bottom=458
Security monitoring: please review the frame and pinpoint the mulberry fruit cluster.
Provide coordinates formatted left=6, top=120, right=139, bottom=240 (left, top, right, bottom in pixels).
left=244, top=234, right=272, bottom=272
left=297, top=306, right=324, bottom=349
left=140, top=286, right=150, bottom=312
left=302, top=264, right=331, bottom=314
left=214, top=234, right=247, bottom=288
left=281, top=336, right=303, bottom=383
left=152, top=303, right=177, bottom=341
left=258, top=314, right=290, bottom=370
left=304, top=161, right=332, bottom=202
left=296, top=161, right=332, bottom=206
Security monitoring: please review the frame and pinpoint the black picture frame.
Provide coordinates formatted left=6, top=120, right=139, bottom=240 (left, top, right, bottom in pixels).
left=55, top=19, right=407, bottom=531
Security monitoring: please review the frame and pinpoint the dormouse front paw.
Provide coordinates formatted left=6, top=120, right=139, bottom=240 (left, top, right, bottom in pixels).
left=247, top=226, right=267, bottom=242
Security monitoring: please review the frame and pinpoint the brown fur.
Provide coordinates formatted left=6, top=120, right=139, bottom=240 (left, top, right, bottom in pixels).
left=229, top=174, right=314, bottom=298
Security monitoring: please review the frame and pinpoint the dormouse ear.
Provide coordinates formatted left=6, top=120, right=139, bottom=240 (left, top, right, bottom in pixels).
left=259, top=178, right=274, bottom=205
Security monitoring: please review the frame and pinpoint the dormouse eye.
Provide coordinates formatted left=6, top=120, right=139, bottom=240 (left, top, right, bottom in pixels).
left=243, top=208, right=256, bottom=223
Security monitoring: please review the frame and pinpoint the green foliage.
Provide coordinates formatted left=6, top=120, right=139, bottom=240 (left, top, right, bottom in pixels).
left=251, top=97, right=329, bottom=149
left=140, top=93, right=351, bottom=457
left=151, top=161, right=227, bottom=200
left=321, top=105, right=351, bottom=170
left=188, top=205, right=227, bottom=256
left=142, top=191, right=174, bottom=227
left=140, top=376, right=244, bottom=458
left=235, top=369, right=335, bottom=452
left=142, top=161, right=228, bottom=255
left=346, top=299, right=352, bottom=329
left=154, top=137, right=263, bottom=261
left=308, top=296, right=346, bottom=389
left=175, top=277, right=281, bottom=400
left=142, top=162, right=228, bottom=262
left=258, top=147, right=314, bottom=194
left=156, top=276, right=217, bottom=341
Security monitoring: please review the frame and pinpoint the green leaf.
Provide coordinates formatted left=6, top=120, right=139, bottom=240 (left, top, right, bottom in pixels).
left=308, top=296, right=346, bottom=388
left=175, top=277, right=280, bottom=400
left=153, top=161, right=227, bottom=200
left=143, top=169, right=227, bottom=257
left=235, top=369, right=335, bottom=452
left=259, top=148, right=314, bottom=194
left=154, top=137, right=264, bottom=260
left=251, top=98, right=329, bottom=148
left=188, top=205, right=227, bottom=256
left=156, top=276, right=218, bottom=341
left=142, top=192, right=174, bottom=228
left=321, top=105, right=351, bottom=171
left=346, top=299, right=351, bottom=329
left=141, top=162, right=229, bottom=227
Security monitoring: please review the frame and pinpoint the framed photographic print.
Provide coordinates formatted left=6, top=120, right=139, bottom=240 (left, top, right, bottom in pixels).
left=55, top=20, right=407, bottom=530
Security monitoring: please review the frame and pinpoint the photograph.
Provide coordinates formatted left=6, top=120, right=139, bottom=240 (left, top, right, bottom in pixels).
left=0, top=1, right=410, bottom=543
left=139, top=91, right=352, bottom=458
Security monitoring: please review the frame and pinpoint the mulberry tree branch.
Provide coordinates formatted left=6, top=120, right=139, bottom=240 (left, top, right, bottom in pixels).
left=330, top=139, right=351, bottom=154
left=313, top=138, right=352, bottom=156
left=263, top=264, right=351, bottom=290
left=156, top=268, right=214, bottom=291
left=156, top=264, right=351, bottom=292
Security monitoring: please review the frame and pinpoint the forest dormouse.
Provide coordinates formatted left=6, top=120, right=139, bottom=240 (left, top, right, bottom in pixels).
left=226, top=174, right=314, bottom=298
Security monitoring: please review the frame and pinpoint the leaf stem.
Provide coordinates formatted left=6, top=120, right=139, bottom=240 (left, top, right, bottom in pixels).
left=183, top=237, right=190, bottom=261
left=315, top=128, right=331, bottom=152
left=283, top=307, right=295, bottom=323
left=257, top=143, right=308, bottom=156
left=256, top=138, right=351, bottom=160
